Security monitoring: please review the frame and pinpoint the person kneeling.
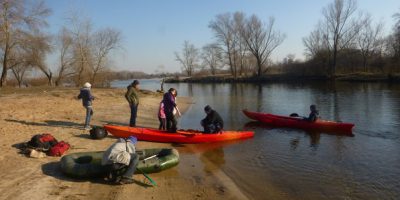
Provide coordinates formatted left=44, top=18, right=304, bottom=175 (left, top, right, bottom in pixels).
left=201, top=105, right=224, bottom=134
left=102, top=136, right=139, bottom=184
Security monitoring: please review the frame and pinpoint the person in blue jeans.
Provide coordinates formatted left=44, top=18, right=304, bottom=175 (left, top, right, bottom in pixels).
left=77, top=82, right=95, bottom=129
left=125, top=80, right=140, bottom=127
left=102, top=136, right=139, bottom=184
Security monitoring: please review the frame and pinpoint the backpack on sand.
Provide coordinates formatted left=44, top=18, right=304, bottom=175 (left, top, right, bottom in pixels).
left=27, top=133, right=58, bottom=151
left=48, top=141, right=70, bottom=156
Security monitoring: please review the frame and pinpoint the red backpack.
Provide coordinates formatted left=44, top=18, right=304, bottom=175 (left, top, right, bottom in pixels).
left=27, top=133, right=58, bottom=151
left=48, top=141, right=70, bottom=156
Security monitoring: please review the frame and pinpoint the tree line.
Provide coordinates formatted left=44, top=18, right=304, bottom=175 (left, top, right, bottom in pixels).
left=175, top=0, right=400, bottom=78
left=0, top=0, right=121, bottom=88
left=175, top=12, right=285, bottom=78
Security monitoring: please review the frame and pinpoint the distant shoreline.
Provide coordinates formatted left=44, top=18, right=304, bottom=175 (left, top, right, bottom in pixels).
left=165, top=73, right=400, bottom=83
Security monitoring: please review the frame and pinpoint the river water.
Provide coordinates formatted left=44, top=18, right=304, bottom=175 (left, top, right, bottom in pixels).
left=112, top=79, right=400, bottom=200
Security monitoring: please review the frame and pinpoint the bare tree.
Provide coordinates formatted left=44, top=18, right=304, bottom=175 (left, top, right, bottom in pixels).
left=356, top=15, right=384, bottom=72
left=390, top=9, right=400, bottom=60
left=25, top=33, right=53, bottom=85
left=209, top=13, right=238, bottom=77
left=68, top=15, right=93, bottom=86
left=90, top=28, right=121, bottom=84
left=241, top=16, right=285, bottom=76
left=55, top=27, right=74, bottom=86
left=320, top=0, right=364, bottom=76
left=303, top=27, right=329, bottom=58
left=11, top=63, right=29, bottom=87
left=175, top=40, right=199, bottom=76
left=202, top=43, right=223, bottom=75
left=9, top=47, right=29, bottom=87
left=0, top=0, right=51, bottom=87
left=232, top=12, right=248, bottom=76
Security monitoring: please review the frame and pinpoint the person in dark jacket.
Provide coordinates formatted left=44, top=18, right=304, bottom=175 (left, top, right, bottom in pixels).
left=125, top=80, right=140, bottom=127
left=304, top=104, right=319, bottom=122
left=77, top=82, right=95, bottom=129
left=201, top=105, right=224, bottom=133
left=162, top=88, right=180, bottom=132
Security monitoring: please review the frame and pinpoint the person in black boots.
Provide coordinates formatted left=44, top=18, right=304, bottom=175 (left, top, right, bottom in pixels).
left=125, top=80, right=140, bottom=127
left=201, top=105, right=224, bottom=133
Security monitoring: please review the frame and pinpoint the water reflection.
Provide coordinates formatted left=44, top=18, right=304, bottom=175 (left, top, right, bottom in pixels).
left=113, top=80, right=400, bottom=199
left=200, top=148, right=225, bottom=174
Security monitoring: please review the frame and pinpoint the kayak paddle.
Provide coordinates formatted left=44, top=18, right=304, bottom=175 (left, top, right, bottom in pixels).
left=136, top=167, right=157, bottom=186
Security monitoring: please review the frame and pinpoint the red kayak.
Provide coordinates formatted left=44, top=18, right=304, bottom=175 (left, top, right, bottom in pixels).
left=103, top=125, right=254, bottom=143
left=242, top=110, right=354, bottom=135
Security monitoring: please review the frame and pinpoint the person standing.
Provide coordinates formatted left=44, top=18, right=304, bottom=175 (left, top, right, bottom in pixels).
left=125, top=80, right=140, bottom=127
left=162, top=88, right=180, bottom=132
left=77, top=82, right=95, bottom=130
left=158, top=101, right=166, bottom=130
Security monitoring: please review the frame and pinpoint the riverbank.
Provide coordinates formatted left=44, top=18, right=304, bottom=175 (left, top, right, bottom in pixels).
left=0, top=87, right=249, bottom=200
left=165, top=72, right=400, bottom=83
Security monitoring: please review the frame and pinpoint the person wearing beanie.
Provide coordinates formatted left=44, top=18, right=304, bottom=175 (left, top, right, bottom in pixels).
left=77, top=82, right=95, bottom=130
left=102, top=136, right=139, bottom=184
left=200, top=105, right=224, bottom=133
left=125, top=80, right=140, bottom=127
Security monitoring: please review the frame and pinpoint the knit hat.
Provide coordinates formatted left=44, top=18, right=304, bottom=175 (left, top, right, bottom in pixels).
left=83, top=82, right=91, bottom=88
left=132, top=80, right=139, bottom=87
left=204, top=105, right=212, bottom=112
left=127, top=136, right=137, bottom=144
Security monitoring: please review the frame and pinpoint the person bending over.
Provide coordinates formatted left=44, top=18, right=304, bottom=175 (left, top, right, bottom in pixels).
left=201, top=105, right=224, bottom=133
left=102, top=136, right=139, bottom=184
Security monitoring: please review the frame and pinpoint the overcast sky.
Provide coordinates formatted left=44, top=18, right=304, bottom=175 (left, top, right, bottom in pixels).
left=44, top=0, right=400, bottom=74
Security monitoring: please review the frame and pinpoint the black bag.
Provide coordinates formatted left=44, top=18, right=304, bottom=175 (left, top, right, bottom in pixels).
left=89, top=126, right=108, bottom=139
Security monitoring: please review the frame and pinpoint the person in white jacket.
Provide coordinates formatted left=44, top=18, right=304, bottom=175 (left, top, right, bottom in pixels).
left=102, top=136, right=139, bottom=184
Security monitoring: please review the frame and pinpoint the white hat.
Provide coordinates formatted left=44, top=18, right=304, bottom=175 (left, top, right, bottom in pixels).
left=83, top=82, right=91, bottom=88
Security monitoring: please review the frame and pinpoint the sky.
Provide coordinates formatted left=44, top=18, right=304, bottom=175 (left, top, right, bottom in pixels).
left=44, top=0, right=400, bottom=74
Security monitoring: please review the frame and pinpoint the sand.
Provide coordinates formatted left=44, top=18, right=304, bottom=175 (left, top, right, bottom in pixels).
left=0, top=87, right=250, bottom=200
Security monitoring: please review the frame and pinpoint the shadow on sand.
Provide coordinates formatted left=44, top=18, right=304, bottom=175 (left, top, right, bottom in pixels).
left=5, top=119, right=83, bottom=129
left=41, top=161, right=152, bottom=187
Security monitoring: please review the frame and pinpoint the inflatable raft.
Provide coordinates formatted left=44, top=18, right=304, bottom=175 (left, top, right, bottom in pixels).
left=60, top=148, right=179, bottom=178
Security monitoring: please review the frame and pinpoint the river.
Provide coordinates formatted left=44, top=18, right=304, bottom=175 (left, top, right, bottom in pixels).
left=112, top=79, right=400, bottom=200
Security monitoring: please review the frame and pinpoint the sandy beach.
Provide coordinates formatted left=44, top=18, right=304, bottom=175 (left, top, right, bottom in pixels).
left=0, top=87, right=250, bottom=200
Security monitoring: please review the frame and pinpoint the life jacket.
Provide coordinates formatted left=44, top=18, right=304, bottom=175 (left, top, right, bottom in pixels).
left=48, top=141, right=70, bottom=156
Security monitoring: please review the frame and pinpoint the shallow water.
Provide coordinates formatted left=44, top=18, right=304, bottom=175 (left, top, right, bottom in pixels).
left=113, top=80, right=400, bottom=199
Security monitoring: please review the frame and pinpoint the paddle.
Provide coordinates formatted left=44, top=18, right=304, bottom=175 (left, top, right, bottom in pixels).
left=136, top=167, right=157, bottom=186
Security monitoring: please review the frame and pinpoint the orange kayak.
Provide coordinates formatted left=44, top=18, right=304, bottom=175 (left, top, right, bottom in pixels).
left=103, top=125, right=254, bottom=143
left=242, top=110, right=354, bottom=135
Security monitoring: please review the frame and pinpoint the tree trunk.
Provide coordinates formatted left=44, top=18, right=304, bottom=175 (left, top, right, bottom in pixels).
left=256, top=56, right=262, bottom=77
left=332, top=48, right=337, bottom=77
left=0, top=43, right=9, bottom=87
